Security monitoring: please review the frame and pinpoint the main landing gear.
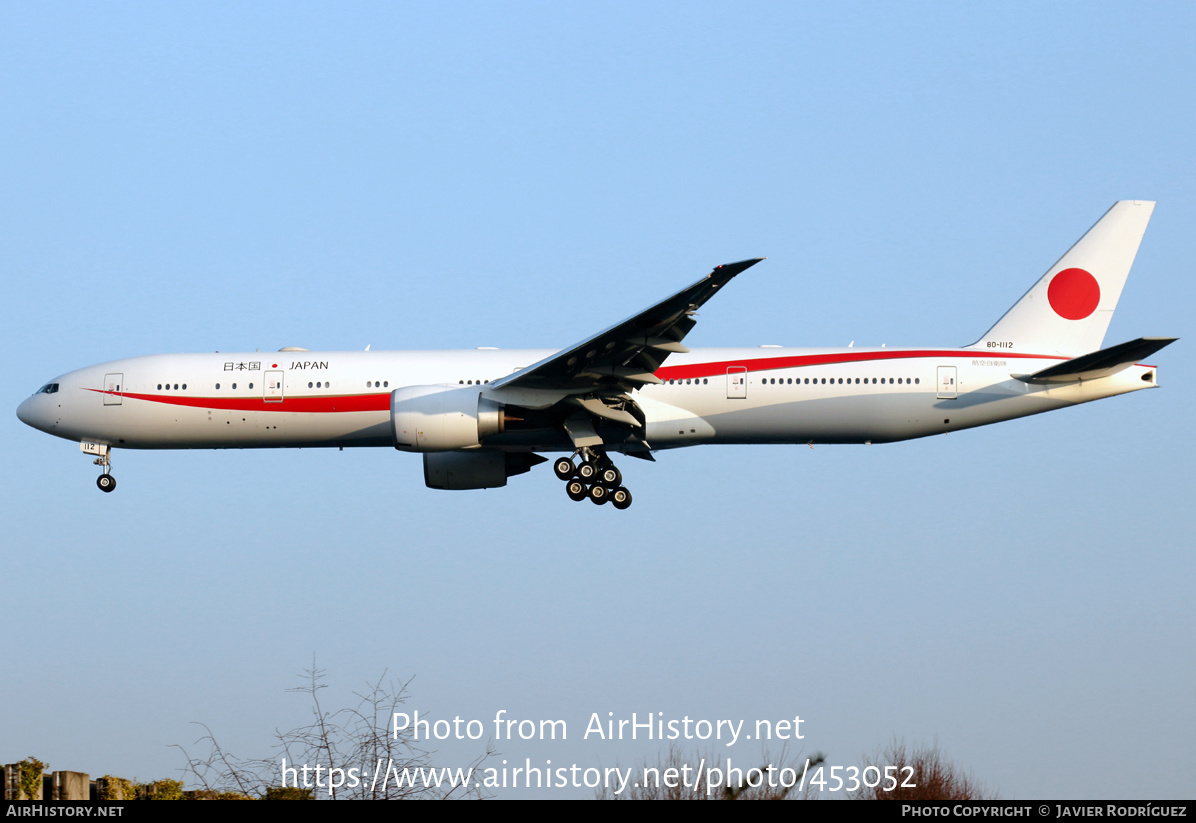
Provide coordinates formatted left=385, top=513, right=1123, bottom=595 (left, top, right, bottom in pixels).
left=554, top=450, right=633, bottom=510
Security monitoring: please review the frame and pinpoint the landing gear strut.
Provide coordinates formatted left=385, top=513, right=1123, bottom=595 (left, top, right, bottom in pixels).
left=554, top=449, right=633, bottom=510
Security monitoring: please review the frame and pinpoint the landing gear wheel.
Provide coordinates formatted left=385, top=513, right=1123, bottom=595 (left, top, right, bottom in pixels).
left=566, top=480, right=587, bottom=501
left=588, top=483, right=609, bottom=504
left=553, top=457, right=577, bottom=481
left=97, top=474, right=117, bottom=493
left=599, top=465, right=622, bottom=487
left=577, top=461, right=598, bottom=482
left=611, top=486, right=632, bottom=510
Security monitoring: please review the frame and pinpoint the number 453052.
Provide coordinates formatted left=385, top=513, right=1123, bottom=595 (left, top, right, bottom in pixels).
left=803, top=764, right=916, bottom=793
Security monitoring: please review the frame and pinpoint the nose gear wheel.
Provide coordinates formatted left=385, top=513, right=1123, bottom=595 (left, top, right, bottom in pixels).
left=93, top=450, right=116, bottom=493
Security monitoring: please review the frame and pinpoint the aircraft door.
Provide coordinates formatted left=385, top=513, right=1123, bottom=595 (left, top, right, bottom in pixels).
left=727, top=366, right=747, bottom=399
left=103, top=373, right=123, bottom=405
left=937, top=366, right=957, bottom=399
left=265, top=370, right=284, bottom=403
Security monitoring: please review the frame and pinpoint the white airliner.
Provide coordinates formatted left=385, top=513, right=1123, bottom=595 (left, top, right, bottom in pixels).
left=18, top=201, right=1174, bottom=509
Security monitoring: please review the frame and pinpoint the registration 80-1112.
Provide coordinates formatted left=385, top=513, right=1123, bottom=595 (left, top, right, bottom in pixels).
left=801, top=764, right=916, bottom=793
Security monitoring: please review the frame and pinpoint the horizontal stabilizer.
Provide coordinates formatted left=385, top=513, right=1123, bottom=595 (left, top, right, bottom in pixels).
left=1014, top=337, right=1177, bottom=384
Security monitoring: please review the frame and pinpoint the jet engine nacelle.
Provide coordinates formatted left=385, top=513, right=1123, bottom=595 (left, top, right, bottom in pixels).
left=423, top=451, right=546, bottom=490
left=391, top=386, right=505, bottom=452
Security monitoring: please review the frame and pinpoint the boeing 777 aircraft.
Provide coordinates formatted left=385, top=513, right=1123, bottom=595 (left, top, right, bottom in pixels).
left=18, top=201, right=1174, bottom=510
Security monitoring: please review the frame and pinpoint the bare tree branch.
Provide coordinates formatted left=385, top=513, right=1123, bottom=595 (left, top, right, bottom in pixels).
left=176, top=663, right=493, bottom=799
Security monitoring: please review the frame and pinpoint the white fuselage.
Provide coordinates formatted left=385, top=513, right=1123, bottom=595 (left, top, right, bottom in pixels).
left=17, top=346, right=1158, bottom=453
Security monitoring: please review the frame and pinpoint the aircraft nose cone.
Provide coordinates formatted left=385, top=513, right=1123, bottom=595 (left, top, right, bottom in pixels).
left=17, top=395, right=47, bottom=432
left=17, top=396, right=34, bottom=426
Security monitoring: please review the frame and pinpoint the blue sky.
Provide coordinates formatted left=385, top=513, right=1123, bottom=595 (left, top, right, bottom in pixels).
left=4, top=2, right=1193, bottom=798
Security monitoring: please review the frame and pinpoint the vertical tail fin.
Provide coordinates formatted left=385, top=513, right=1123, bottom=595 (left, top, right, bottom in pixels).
left=970, top=201, right=1155, bottom=357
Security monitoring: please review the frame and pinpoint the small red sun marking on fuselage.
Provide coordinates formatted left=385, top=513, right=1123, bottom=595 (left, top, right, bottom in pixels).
left=1047, top=268, right=1100, bottom=320
left=272, top=363, right=278, bottom=368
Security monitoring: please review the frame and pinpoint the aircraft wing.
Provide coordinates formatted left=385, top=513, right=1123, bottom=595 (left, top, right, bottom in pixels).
left=486, top=258, right=763, bottom=402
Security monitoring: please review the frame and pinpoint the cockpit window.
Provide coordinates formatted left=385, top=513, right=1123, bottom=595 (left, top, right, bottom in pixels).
left=36, top=383, right=59, bottom=395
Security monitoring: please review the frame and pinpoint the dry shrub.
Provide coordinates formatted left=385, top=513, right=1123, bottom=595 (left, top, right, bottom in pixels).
left=850, top=739, right=994, bottom=801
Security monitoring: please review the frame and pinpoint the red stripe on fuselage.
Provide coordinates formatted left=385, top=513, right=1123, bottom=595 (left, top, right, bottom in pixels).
left=88, top=389, right=391, bottom=413
left=653, top=349, right=1063, bottom=380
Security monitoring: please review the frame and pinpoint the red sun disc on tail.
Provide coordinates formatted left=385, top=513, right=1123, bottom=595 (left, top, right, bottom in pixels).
left=1047, top=268, right=1100, bottom=320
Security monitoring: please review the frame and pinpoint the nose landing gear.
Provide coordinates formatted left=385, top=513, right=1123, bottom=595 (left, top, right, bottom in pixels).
left=555, top=449, right=633, bottom=510
left=86, top=443, right=116, bottom=492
